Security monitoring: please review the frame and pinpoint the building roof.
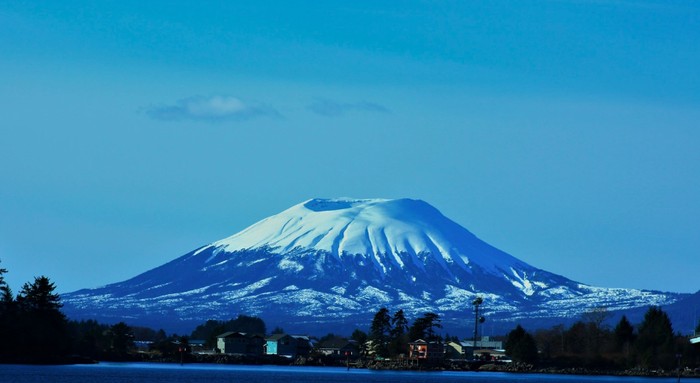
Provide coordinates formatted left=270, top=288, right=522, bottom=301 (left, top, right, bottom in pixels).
left=217, top=331, right=242, bottom=338
left=460, top=340, right=503, bottom=349
left=266, top=333, right=293, bottom=341
left=318, top=337, right=356, bottom=349
left=216, top=331, right=264, bottom=339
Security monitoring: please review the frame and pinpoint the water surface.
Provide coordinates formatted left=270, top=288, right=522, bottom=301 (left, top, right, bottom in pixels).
left=0, top=363, right=685, bottom=383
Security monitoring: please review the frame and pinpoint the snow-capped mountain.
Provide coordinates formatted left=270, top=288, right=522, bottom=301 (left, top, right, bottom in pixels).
left=62, top=198, right=682, bottom=334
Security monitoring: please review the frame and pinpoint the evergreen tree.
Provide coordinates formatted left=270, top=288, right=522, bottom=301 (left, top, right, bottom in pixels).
left=190, top=319, right=227, bottom=347
left=390, top=309, right=408, bottom=338
left=369, top=307, right=392, bottom=357
left=408, top=312, right=442, bottom=341
left=351, top=329, right=369, bottom=357
left=505, top=325, right=538, bottom=364
left=580, top=307, right=610, bottom=358
left=614, top=315, right=635, bottom=356
left=0, top=283, right=12, bottom=305
left=108, top=322, right=134, bottom=358
left=68, top=319, right=111, bottom=359
left=563, top=321, right=588, bottom=355
left=534, top=325, right=565, bottom=361
left=389, top=309, right=409, bottom=357
left=226, top=314, right=266, bottom=334
left=0, top=261, right=14, bottom=361
left=15, top=276, right=70, bottom=362
left=351, top=329, right=368, bottom=344
left=0, top=260, right=8, bottom=304
left=17, top=276, right=63, bottom=312
left=636, top=306, right=675, bottom=369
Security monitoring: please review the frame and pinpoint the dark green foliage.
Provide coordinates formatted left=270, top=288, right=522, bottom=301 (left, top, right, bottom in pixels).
left=190, top=320, right=224, bottom=347
left=108, top=322, right=134, bottom=357
left=150, top=334, right=185, bottom=357
left=367, top=309, right=446, bottom=358
left=408, top=312, right=442, bottom=341
left=505, top=325, right=538, bottom=364
left=635, top=306, right=675, bottom=369
left=0, top=263, right=157, bottom=363
left=17, top=276, right=63, bottom=312
left=67, top=319, right=110, bottom=359
left=369, top=307, right=392, bottom=357
left=388, top=310, right=409, bottom=356
left=226, top=315, right=266, bottom=334
left=529, top=309, right=700, bottom=370
left=351, top=328, right=368, bottom=344
left=0, top=273, right=72, bottom=362
left=534, top=325, right=564, bottom=361
left=390, top=309, right=408, bottom=338
left=614, top=315, right=635, bottom=357
left=0, top=261, right=15, bottom=361
left=271, top=326, right=285, bottom=334
left=317, top=333, right=337, bottom=343
left=15, top=276, right=70, bottom=362
left=0, top=262, right=11, bottom=305
left=351, top=329, right=369, bottom=356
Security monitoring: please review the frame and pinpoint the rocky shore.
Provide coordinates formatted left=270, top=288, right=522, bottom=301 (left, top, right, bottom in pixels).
left=362, top=359, right=700, bottom=378
left=471, top=362, right=700, bottom=379
left=108, top=353, right=700, bottom=379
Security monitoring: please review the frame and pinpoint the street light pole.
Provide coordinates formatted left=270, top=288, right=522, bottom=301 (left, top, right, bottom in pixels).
left=472, top=297, right=483, bottom=359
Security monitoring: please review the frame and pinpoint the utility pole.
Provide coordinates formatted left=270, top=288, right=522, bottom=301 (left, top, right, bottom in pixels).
left=472, top=297, right=484, bottom=359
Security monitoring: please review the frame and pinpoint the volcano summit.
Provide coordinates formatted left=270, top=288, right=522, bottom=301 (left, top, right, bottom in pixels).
left=63, top=198, right=680, bottom=333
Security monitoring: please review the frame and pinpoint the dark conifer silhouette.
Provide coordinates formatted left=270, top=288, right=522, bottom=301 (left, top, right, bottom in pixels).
left=636, top=306, right=675, bottom=369
left=505, top=324, right=538, bottom=364
left=369, top=307, right=392, bottom=357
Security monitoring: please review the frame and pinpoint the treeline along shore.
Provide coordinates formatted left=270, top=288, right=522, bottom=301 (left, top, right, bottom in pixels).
left=1, top=261, right=699, bottom=378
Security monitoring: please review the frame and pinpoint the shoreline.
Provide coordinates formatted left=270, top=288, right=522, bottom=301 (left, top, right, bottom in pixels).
left=47, top=353, right=700, bottom=379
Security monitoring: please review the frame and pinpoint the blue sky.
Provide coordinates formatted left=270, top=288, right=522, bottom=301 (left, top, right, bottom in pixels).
left=1, top=1, right=699, bottom=295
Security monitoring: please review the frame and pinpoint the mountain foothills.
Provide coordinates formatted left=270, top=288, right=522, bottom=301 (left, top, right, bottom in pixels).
left=62, top=198, right=688, bottom=334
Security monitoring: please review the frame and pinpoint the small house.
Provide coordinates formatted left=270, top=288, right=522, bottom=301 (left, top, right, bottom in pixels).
left=216, top=332, right=265, bottom=355
left=265, top=334, right=312, bottom=357
left=408, top=339, right=444, bottom=360
left=317, top=337, right=359, bottom=358
left=459, top=336, right=503, bottom=359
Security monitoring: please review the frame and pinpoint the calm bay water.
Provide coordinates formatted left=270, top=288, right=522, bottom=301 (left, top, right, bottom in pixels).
left=0, top=363, right=685, bottom=383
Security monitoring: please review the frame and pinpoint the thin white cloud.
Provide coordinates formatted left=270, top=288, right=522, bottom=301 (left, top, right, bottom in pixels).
left=146, top=95, right=280, bottom=122
left=307, top=99, right=390, bottom=117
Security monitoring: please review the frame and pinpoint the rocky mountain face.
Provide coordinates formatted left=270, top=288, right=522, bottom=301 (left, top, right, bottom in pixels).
left=62, top=198, right=683, bottom=334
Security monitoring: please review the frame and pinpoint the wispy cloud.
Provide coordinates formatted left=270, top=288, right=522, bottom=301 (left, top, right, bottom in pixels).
left=146, top=95, right=280, bottom=122
left=307, top=99, right=390, bottom=117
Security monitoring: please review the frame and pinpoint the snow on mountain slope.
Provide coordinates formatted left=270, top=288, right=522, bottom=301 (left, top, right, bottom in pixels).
left=209, top=198, right=531, bottom=276
left=62, top=198, right=683, bottom=334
